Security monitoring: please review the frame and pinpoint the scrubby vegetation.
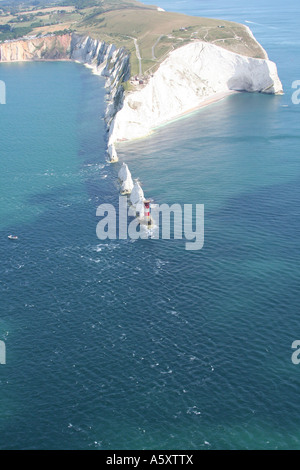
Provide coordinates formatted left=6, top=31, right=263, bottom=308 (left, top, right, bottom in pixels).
left=0, top=23, right=33, bottom=41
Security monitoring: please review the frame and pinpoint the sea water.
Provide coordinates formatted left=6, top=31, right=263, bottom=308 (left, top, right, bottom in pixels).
left=0, top=0, right=300, bottom=450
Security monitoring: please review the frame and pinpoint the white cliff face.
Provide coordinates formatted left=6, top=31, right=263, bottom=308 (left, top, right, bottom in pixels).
left=0, top=32, right=282, bottom=205
left=0, top=33, right=130, bottom=134
left=109, top=41, right=283, bottom=143
left=70, top=34, right=130, bottom=129
left=118, top=163, right=134, bottom=194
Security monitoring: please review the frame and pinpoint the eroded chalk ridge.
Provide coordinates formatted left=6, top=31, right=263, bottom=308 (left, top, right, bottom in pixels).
left=69, top=35, right=150, bottom=225
left=0, top=32, right=283, bottom=228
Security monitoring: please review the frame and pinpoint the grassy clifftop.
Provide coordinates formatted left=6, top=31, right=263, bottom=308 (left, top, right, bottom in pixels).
left=0, top=0, right=267, bottom=76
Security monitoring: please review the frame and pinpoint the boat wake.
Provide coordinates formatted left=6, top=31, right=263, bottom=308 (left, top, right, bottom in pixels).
left=245, top=20, right=277, bottom=29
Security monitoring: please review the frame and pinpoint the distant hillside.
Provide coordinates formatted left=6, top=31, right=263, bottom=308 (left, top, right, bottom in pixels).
left=0, top=0, right=267, bottom=77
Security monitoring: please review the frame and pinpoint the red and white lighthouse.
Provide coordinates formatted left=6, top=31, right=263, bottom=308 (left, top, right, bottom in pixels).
left=144, top=200, right=151, bottom=227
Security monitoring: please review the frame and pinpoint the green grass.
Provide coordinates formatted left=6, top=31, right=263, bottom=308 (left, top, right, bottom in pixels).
left=0, top=0, right=267, bottom=75
left=75, top=3, right=266, bottom=74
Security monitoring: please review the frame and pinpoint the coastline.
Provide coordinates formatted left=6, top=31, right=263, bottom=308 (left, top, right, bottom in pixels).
left=153, top=90, right=239, bottom=131
left=110, top=39, right=283, bottom=146
left=0, top=29, right=283, bottom=205
left=0, top=59, right=72, bottom=63
left=115, top=90, right=238, bottom=145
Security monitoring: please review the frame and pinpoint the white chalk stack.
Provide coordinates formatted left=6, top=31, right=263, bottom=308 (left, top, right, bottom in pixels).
left=130, top=181, right=145, bottom=210
left=107, top=143, right=118, bottom=163
left=118, top=163, right=134, bottom=194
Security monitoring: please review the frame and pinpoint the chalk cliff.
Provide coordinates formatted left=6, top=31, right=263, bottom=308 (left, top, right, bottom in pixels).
left=0, top=33, right=130, bottom=136
left=0, top=33, right=283, bottom=147
left=70, top=34, right=130, bottom=130
left=0, top=35, right=72, bottom=61
left=109, top=41, right=283, bottom=143
left=0, top=30, right=283, bottom=204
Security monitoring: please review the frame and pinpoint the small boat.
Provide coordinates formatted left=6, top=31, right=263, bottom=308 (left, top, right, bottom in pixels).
left=8, top=235, right=18, bottom=240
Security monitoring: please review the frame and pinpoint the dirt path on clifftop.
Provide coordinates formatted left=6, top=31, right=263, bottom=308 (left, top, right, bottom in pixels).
left=152, top=35, right=163, bottom=60
left=129, top=36, right=142, bottom=76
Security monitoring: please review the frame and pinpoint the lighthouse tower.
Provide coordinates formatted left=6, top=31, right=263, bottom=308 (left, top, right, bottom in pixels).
left=144, top=200, right=151, bottom=227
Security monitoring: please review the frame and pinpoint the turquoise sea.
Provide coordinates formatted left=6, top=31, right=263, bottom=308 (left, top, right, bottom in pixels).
left=1, top=0, right=300, bottom=450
